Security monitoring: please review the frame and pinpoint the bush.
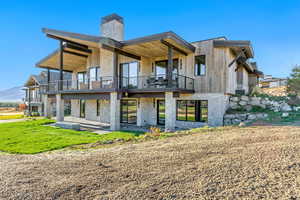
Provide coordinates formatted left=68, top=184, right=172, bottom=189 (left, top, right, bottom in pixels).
left=147, top=126, right=162, bottom=137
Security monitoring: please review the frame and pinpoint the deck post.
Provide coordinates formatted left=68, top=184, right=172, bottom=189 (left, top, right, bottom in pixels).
left=43, top=95, right=52, bottom=118
left=56, top=94, right=64, bottom=122
left=112, top=51, right=119, bottom=89
left=167, top=46, right=173, bottom=88
left=165, top=92, right=176, bottom=131
left=110, top=92, right=120, bottom=130
left=59, top=40, right=64, bottom=90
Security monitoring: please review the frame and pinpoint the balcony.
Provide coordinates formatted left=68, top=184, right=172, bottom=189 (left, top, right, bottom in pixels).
left=44, top=74, right=194, bottom=93
left=121, top=74, right=194, bottom=91
left=46, top=76, right=114, bottom=93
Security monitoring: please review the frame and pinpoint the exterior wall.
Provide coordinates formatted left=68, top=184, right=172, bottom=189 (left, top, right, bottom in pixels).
left=226, top=49, right=238, bottom=94
left=137, top=98, right=156, bottom=126
left=71, top=100, right=80, bottom=118
left=191, top=39, right=228, bottom=93
left=85, top=100, right=98, bottom=121
left=248, top=74, right=258, bottom=93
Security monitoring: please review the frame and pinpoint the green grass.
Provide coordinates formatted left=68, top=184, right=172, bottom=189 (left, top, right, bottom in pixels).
left=0, top=114, right=24, bottom=120
left=0, top=119, right=144, bottom=154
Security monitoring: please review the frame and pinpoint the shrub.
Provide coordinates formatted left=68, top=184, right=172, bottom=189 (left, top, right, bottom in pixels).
left=147, top=126, right=162, bottom=137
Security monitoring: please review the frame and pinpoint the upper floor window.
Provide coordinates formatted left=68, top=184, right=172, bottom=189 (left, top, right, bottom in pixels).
left=155, top=59, right=178, bottom=78
left=89, top=66, right=100, bottom=82
left=194, top=55, right=206, bottom=76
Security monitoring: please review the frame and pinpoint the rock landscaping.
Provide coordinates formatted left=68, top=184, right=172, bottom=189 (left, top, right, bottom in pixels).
left=224, top=95, right=300, bottom=125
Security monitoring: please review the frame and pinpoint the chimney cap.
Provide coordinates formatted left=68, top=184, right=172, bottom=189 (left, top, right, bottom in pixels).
left=101, top=13, right=123, bottom=25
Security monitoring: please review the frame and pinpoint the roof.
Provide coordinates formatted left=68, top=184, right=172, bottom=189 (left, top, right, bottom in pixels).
left=191, top=36, right=227, bottom=43
left=121, top=31, right=196, bottom=52
left=213, top=40, right=254, bottom=58
left=24, top=71, right=72, bottom=87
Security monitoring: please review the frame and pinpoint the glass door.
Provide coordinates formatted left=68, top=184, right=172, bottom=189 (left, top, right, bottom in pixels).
left=121, top=100, right=137, bottom=124
left=120, top=62, right=138, bottom=88
left=157, top=100, right=165, bottom=125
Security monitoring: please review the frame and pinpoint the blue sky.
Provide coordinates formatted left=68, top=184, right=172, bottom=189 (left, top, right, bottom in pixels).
left=0, top=0, right=300, bottom=90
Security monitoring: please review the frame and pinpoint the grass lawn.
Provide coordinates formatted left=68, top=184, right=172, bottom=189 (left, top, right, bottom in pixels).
left=0, top=119, right=144, bottom=154
left=0, top=114, right=24, bottom=120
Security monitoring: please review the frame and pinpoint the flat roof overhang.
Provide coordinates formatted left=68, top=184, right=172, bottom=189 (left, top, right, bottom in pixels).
left=36, top=48, right=87, bottom=72
left=213, top=40, right=254, bottom=59
left=120, top=32, right=196, bottom=57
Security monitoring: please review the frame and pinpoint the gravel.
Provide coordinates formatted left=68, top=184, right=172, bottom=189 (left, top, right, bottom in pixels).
left=1, top=126, right=300, bottom=199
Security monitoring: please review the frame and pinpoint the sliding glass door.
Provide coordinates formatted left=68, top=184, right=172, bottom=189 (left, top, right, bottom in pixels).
left=121, top=100, right=137, bottom=124
left=120, top=62, right=138, bottom=88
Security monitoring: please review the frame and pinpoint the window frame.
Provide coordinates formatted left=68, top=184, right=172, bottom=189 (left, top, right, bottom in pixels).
left=176, top=100, right=208, bottom=122
left=194, top=55, right=206, bottom=76
left=89, top=66, right=100, bottom=81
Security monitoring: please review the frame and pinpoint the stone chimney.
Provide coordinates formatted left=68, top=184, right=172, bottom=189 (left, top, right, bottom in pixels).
left=101, top=13, right=124, bottom=41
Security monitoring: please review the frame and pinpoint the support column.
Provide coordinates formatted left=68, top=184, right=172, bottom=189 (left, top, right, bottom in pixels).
left=167, top=46, right=173, bottom=87
left=43, top=95, right=52, bottom=118
left=165, top=92, right=176, bottom=131
left=110, top=92, right=120, bottom=130
left=59, top=40, right=64, bottom=90
left=56, top=94, right=64, bottom=122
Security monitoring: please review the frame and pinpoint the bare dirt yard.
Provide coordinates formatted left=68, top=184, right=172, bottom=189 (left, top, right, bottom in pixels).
left=1, top=125, right=300, bottom=199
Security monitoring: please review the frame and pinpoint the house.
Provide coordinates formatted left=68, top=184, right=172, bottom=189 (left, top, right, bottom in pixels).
left=24, top=71, right=71, bottom=116
left=36, top=14, right=262, bottom=130
left=259, top=75, right=287, bottom=88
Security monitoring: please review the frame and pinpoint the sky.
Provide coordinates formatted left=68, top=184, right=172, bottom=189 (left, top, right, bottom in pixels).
left=0, top=0, right=300, bottom=90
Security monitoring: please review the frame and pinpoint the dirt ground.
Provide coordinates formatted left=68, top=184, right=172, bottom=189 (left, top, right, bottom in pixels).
left=1, top=126, right=300, bottom=200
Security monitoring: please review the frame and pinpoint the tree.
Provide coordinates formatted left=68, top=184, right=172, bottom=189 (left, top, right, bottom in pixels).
left=287, top=65, right=300, bottom=96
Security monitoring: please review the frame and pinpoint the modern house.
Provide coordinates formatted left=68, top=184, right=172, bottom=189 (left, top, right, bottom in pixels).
left=36, top=14, right=262, bottom=130
left=259, top=75, right=287, bottom=88
left=24, top=71, right=71, bottom=116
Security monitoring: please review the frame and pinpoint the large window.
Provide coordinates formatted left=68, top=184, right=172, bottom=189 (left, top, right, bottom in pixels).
left=155, top=59, right=178, bottom=78
left=89, top=67, right=100, bottom=82
left=120, top=62, right=138, bottom=88
left=194, top=55, right=206, bottom=76
left=176, top=100, right=208, bottom=122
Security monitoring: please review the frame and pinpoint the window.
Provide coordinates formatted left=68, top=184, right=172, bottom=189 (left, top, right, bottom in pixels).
left=194, top=55, right=206, bottom=76
left=120, top=62, right=138, bottom=88
left=89, top=67, right=100, bottom=82
left=96, top=100, right=100, bottom=116
left=155, top=59, right=179, bottom=78
left=176, top=100, right=208, bottom=122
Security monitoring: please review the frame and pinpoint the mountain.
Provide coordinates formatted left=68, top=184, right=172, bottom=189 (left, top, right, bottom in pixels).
left=0, top=86, right=25, bottom=102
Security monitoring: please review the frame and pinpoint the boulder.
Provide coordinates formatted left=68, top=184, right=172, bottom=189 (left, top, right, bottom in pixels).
left=239, top=100, right=248, bottom=106
left=256, top=113, right=266, bottom=119
left=229, top=102, right=240, bottom=109
left=232, top=119, right=241, bottom=125
left=224, top=114, right=235, bottom=119
left=238, top=114, right=248, bottom=121
left=249, top=97, right=261, bottom=106
left=231, top=97, right=239, bottom=102
left=245, top=105, right=252, bottom=112
left=248, top=114, right=257, bottom=120
left=280, top=103, right=292, bottom=112
left=241, top=96, right=249, bottom=102
left=282, top=112, right=289, bottom=118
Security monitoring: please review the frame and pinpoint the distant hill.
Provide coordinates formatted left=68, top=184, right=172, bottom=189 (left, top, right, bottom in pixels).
left=0, top=86, right=24, bottom=102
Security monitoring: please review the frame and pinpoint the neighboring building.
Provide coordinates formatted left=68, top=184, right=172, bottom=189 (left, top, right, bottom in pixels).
left=259, top=75, right=287, bottom=88
left=35, top=14, right=262, bottom=130
left=23, top=71, right=71, bottom=116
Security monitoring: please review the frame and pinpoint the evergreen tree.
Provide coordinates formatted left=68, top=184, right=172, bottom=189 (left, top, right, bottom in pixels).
left=287, top=65, right=300, bottom=95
